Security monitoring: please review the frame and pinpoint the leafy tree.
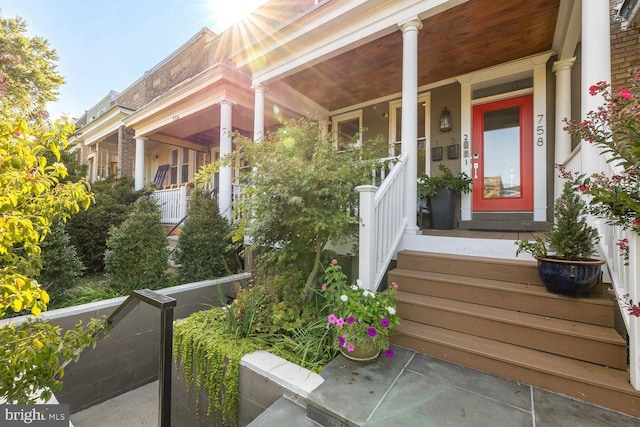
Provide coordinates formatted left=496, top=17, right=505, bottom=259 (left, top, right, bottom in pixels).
left=0, top=12, right=106, bottom=404
left=39, top=220, right=85, bottom=306
left=0, top=117, right=107, bottom=403
left=0, top=12, right=64, bottom=117
left=175, top=189, right=238, bottom=283
left=202, top=119, right=378, bottom=298
left=66, top=176, right=147, bottom=273
left=104, top=196, right=169, bottom=293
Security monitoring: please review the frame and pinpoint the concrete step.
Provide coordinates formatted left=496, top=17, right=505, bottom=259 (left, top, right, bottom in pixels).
left=247, top=396, right=320, bottom=427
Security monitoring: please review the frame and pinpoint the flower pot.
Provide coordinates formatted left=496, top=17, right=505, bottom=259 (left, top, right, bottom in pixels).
left=536, top=256, right=605, bottom=297
left=339, top=345, right=380, bottom=362
left=430, top=188, right=456, bottom=230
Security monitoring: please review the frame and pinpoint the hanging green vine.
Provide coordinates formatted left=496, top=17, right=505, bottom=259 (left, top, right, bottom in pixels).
left=173, top=308, right=261, bottom=425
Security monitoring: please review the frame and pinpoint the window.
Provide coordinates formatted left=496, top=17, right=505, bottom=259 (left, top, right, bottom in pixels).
left=332, top=111, right=362, bottom=151
left=181, top=148, right=189, bottom=183
left=389, top=94, right=430, bottom=176
left=170, top=149, right=178, bottom=185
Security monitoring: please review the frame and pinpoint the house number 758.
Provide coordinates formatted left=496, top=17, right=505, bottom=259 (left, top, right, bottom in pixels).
left=536, top=114, right=544, bottom=146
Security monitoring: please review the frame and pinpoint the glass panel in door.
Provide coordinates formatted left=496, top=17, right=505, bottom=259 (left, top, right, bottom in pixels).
left=472, top=95, right=533, bottom=211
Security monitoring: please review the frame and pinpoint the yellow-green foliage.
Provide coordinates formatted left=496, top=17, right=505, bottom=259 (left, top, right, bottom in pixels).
left=173, top=309, right=261, bottom=425
left=0, top=117, right=106, bottom=404
left=0, top=118, right=92, bottom=317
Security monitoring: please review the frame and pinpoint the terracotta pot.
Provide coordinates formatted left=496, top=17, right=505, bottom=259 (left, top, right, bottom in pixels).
left=536, top=256, right=605, bottom=297
left=339, top=345, right=380, bottom=363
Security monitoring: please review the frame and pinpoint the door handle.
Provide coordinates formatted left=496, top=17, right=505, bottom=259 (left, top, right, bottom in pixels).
left=473, top=163, right=479, bottom=180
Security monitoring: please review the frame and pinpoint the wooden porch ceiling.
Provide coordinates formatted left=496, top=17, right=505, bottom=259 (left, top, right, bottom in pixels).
left=281, top=0, right=561, bottom=112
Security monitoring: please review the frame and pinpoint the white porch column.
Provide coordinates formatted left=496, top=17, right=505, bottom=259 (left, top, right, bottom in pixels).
left=253, top=85, right=264, bottom=142
left=553, top=57, right=576, bottom=200
left=580, top=0, right=611, bottom=176
left=134, top=136, right=146, bottom=190
left=532, top=56, right=548, bottom=222
left=399, top=18, right=422, bottom=234
left=219, top=101, right=233, bottom=220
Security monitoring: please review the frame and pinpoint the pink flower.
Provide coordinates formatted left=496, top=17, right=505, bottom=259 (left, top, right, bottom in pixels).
left=346, top=315, right=356, bottom=325
left=617, top=87, right=633, bottom=100
left=346, top=344, right=355, bottom=352
left=367, top=327, right=377, bottom=337
left=336, top=317, right=344, bottom=327
left=589, top=84, right=599, bottom=96
left=628, top=305, right=640, bottom=318
left=338, top=336, right=346, bottom=346
left=327, top=314, right=337, bottom=324
left=385, top=348, right=394, bottom=358
left=331, top=259, right=338, bottom=265
left=380, top=317, right=390, bottom=328
left=321, top=283, right=327, bottom=291
left=577, top=185, right=588, bottom=192
left=391, top=281, right=399, bottom=289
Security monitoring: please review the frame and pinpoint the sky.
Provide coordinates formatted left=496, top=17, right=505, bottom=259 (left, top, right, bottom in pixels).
left=1, top=0, right=268, bottom=120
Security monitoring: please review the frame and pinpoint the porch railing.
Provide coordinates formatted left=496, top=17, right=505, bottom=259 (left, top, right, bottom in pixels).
left=151, top=185, right=188, bottom=224
left=107, top=289, right=176, bottom=427
left=564, top=146, right=640, bottom=390
left=357, top=153, right=408, bottom=291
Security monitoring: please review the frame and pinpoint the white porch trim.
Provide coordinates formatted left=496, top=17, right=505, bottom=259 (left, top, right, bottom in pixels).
left=134, top=137, right=146, bottom=190
left=400, top=17, right=422, bottom=235
left=219, top=101, right=233, bottom=220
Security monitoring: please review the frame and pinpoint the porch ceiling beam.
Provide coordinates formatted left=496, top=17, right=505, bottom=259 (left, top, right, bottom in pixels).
left=265, top=80, right=329, bottom=118
left=148, top=133, right=209, bottom=153
left=553, top=0, right=581, bottom=59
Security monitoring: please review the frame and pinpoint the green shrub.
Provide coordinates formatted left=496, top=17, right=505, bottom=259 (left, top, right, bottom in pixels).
left=39, top=220, right=85, bottom=306
left=104, top=196, right=169, bottom=293
left=66, top=176, right=147, bottom=274
left=55, top=280, right=120, bottom=308
left=175, top=190, right=238, bottom=283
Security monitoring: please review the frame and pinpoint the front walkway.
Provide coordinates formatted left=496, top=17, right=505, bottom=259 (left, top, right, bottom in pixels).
left=260, top=346, right=640, bottom=426
left=73, top=346, right=640, bottom=426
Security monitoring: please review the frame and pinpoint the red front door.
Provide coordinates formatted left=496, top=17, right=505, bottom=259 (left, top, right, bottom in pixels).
left=472, top=95, right=533, bottom=211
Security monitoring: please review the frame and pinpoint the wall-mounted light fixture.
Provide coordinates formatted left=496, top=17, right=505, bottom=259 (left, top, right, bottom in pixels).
left=440, top=107, right=452, bottom=132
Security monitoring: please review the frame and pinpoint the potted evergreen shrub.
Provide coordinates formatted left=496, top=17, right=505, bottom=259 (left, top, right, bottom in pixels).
left=516, top=180, right=604, bottom=297
left=417, top=163, right=472, bottom=229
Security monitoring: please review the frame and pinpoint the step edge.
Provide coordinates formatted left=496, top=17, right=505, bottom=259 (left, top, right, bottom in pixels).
left=390, top=268, right=614, bottom=307
left=397, top=293, right=625, bottom=345
left=393, top=321, right=638, bottom=397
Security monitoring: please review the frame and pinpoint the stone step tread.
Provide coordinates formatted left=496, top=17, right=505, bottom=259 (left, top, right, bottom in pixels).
left=247, top=396, right=320, bottom=427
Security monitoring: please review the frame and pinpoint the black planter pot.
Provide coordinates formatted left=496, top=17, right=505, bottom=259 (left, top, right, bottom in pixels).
left=430, top=188, right=456, bottom=230
left=536, top=256, right=605, bottom=297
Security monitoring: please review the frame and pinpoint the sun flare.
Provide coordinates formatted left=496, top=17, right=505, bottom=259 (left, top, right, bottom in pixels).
left=203, top=0, right=269, bottom=32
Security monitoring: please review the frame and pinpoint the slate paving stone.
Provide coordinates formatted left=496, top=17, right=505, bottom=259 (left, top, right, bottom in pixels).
left=367, top=370, right=531, bottom=427
left=532, top=388, right=640, bottom=427
left=406, top=352, right=532, bottom=412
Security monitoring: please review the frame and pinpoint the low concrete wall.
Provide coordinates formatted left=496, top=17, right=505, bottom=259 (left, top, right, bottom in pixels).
left=171, top=350, right=324, bottom=427
left=0, top=273, right=250, bottom=413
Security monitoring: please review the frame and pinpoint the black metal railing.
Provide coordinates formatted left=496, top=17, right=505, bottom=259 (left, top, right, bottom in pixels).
left=107, top=289, right=176, bottom=427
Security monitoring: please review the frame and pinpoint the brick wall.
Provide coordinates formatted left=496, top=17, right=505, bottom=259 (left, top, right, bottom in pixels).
left=117, top=126, right=135, bottom=178
left=115, top=29, right=218, bottom=109
left=611, top=0, right=640, bottom=88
